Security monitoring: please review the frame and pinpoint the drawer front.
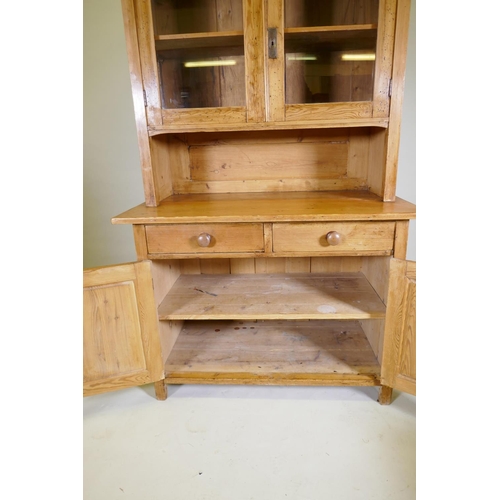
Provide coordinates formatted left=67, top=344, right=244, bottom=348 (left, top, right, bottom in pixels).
left=146, top=223, right=264, bottom=254
left=273, top=222, right=395, bottom=254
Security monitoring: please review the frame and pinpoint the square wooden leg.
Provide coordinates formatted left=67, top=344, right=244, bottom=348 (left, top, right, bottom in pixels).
left=378, top=385, right=393, bottom=405
left=154, top=379, right=168, bottom=400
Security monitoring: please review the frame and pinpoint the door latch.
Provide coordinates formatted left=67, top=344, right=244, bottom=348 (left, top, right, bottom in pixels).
left=268, top=28, right=278, bottom=59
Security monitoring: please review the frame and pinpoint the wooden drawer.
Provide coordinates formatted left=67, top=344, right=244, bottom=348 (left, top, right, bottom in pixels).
left=273, top=222, right=396, bottom=255
left=145, top=223, right=264, bottom=255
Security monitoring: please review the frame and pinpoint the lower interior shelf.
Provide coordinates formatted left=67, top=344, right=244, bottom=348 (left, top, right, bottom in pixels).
left=164, top=319, right=381, bottom=386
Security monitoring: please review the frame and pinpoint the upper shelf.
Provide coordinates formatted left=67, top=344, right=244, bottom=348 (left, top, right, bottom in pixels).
left=284, top=24, right=377, bottom=46
left=155, top=31, right=244, bottom=50
left=286, top=24, right=377, bottom=33
left=112, top=190, right=416, bottom=225
left=154, top=25, right=377, bottom=51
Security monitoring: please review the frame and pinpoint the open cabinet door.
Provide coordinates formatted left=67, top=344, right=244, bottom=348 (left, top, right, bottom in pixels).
left=83, top=261, right=164, bottom=396
left=381, top=258, right=416, bottom=395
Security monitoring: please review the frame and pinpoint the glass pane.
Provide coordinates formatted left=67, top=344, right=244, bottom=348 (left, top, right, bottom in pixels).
left=284, top=1, right=378, bottom=104
left=157, top=47, right=246, bottom=108
left=152, top=0, right=243, bottom=35
left=152, top=0, right=245, bottom=109
left=285, top=39, right=376, bottom=104
left=285, top=0, right=379, bottom=28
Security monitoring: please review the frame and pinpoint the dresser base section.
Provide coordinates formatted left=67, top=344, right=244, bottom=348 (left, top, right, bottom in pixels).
left=163, top=319, right=382, bottom=387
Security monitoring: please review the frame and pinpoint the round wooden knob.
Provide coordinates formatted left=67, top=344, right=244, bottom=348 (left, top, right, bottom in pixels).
left=197, top=233, right=212, bottom=247
left=326, top=231, right=341, bottom=246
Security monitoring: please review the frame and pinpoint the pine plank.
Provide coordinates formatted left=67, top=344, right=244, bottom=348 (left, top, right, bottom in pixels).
left=155, top=31, right=244, bottom=50
left=164, top=320, right=381, bottom=383
left=158, top=272, right=386, bottom=320
left=112, top=190, right=416, bottom=224
left=149, top=117, right=389, bottom=134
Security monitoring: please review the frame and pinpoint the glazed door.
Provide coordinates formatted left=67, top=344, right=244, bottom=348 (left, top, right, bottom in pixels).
left=267, top=0, right=405, bottom=123
left=129, top=0, right=409, bottom=128
left=83, top=261, right=164, bottom=396
left=133, top=0, right=266, bottom=129
left=381, top=258, right=416, bottom=395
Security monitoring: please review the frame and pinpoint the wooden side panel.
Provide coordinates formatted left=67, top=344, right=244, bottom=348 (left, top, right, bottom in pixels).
left=150, top=135, right=174, bottom=201
left=366, top=128, right=387, bottom=198
left=381, top=258, right=416, bottom=395
left=83, top=261, right=163, bottom=396
left=394, top=220, right=409, bottom=259
left=134, top=0, right=162, bottom=124
left=383, top=0, right=411, bottom=200
left=133, top=224, right=148, bottom=260
left=121, top=0, right=159, bottom=206
left=360, top=255, right=391, bottom=359
left=361, top=256, right=390, bottom=305
left=149, top=260, right=184, bottom=366
left=372, top=0, right=397, bottom=117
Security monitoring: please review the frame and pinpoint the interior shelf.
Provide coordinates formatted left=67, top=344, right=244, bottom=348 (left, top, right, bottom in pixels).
left=155, top=31, right=244, bottom=50
left=164, top=319, right=381, bottom=385
left=158, top=272, right=386, bottom=320
left=285, top=24, right=377, bottom=33
left=284, top=24, right=377, bottom=43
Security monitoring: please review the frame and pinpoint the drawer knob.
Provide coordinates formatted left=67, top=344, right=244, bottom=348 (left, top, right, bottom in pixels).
left=326, top=231, right=341, bottom=246
left=197, top=233, right=212, bottom=247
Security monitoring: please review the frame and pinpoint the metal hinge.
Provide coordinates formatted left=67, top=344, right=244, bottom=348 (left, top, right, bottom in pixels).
left=388, top=78, right=393, bottom=98
left=143, top=90, right=147, bottom=107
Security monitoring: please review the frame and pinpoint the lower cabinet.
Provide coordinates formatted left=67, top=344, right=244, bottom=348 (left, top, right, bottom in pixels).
left=83, top=251, right=416, bottom=403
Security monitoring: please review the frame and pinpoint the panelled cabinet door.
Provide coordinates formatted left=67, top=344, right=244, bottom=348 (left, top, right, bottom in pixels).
left=381, top=258, right=416, bottom=395
left=83, top=261, right=163, bottom=396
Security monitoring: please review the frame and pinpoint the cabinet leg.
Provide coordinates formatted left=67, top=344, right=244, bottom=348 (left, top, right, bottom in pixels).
left=378, top=385, right=393, bottom=405
left=154, top=379, right=168, bottom=400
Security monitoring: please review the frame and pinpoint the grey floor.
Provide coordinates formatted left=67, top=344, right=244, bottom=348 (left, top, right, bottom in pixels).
left=84, top=384, right=415, bottom=500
